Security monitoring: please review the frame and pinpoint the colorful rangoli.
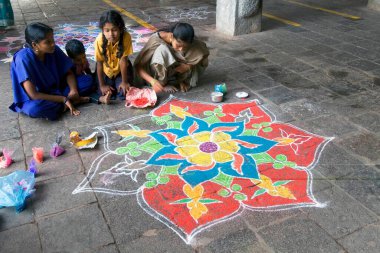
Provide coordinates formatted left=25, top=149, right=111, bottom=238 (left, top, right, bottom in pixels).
left=0, top=23, right=152, bottom=63
left=73, top=96, right=332, bottom=244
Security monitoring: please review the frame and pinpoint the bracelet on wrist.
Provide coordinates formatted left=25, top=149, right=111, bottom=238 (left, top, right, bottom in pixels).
left=63, top=97, right=69, bottom=104
left=150, top=79, right=157, bottom=86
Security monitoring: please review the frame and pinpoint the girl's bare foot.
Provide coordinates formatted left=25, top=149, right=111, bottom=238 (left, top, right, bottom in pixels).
left=99, top=91, right=111, bottom=104
left=163, top=85, right=178, bottom=93
left=180, top=82, right=191, bottom=92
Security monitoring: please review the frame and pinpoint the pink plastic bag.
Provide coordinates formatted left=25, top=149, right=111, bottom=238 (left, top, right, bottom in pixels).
left=125, top=87, right=157, bottom=108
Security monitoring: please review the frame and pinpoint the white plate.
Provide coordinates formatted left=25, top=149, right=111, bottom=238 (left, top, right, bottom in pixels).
left=235, top=91, right=249, bottom=98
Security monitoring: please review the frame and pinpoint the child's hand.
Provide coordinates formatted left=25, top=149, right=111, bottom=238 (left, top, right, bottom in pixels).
left=151, top=79, right=164, bottom=93
left=68, top=89, right=80, bottom=102
left=175, top=63, right=191, bottom=74
left=100, top=85, right=114, bottom=95
left=118, top=82, right=130, bottom=96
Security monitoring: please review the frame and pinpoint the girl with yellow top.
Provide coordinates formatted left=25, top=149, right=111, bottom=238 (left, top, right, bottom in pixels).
left=95, top=10, right=133, bottom=104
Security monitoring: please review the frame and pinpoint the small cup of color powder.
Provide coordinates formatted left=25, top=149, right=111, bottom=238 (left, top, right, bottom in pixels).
left=211, top=92, right=223, bottom=103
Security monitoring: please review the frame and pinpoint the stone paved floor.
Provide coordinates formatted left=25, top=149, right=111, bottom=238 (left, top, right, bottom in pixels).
left=0, top=0, right=379, bottom=252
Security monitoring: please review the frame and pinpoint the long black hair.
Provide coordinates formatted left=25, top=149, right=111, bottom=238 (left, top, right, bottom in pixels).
left=158, top=23, right=194, bottom=44
left=98, top=10, right=126, bottom=63
left=24, top=22, right=53, bottom=48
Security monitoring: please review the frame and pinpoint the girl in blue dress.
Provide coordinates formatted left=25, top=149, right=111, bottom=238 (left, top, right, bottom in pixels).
left=9, top=22, right=94, bottom=120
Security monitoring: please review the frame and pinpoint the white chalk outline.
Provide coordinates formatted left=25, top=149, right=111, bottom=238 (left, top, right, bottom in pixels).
left=73, top=95, right=333, bottom=244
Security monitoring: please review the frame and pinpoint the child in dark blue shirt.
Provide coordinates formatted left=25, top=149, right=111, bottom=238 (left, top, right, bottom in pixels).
left=65, top=39, right=108, bottom=104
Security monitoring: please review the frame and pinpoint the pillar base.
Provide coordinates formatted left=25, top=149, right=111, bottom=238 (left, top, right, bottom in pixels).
left=216, top=0, right=262, bottom=36
left=368, top=0, right=380, bottom=11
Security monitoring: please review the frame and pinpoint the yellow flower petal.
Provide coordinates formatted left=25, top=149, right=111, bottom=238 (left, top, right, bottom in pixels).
left=183, top=184, right=204, bottom=199
left=176, top=136, right=198, bottom=146
left=175, top=146, right=200, bottom=157
left=113, top=130, right=151, bottom=138
left=212, top=132, right=231, bottom=143
left=218, top=140, right=239, bottom=153
left=193, top=131, right=211, bottom=143
left=273, top=137, right=295, bottom=145
left=213, top=151, right=234, bottom=163
left=188, top=152, right=213, bottom=166
left=189, top=202, right=208, bottom=221
left=170, top=104, right=192, bottom=119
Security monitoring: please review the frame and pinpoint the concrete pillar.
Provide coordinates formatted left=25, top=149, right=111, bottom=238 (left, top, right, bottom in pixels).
left=216, top=0, right=262, bottom=36
left=368, top=0, right=380, bottom=11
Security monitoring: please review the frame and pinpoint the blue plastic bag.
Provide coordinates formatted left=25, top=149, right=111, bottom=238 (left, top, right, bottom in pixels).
left=0, top=170, right=35, bottom=213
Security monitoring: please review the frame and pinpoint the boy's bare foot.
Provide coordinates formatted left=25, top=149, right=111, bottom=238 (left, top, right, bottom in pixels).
left=163, top=85, right=178, bottom=93
left=99, top=91, right=111, bottom=104
left=180, top=82, right=191, bottom=92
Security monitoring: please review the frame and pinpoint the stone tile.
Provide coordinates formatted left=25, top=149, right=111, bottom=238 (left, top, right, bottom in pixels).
left=347, top=59, right=380, bottom=71
left=32, top=174, right=97, bottom=217
left=258, top=216, right=343, bottom=252
left=205, top=227, right=269, bottom=253
left=328, top=67, right=371, bottom=85
left=360, top=76, right=380, bottom=91
left=255, top=64, right=287, bottom=81
left=259, top=101, right=295, bottom=123
left=257, top=86, right=303, bottom=105
left=302, top=69, right=334, bottom=86
left=306, top=44, right=336, bottom=54
left=293, top=50, right=322, bottom=62
left=351, top=112, right=380, bottom=133
left=241, top=56, right=272, bottom=67
left=305, top=185, right=378, bottom=239
left=316, top=162, right=380, bottom=180
left=325, top=51, right=359, bottom=63
left=336, top=132, right=380, bottom=163
left=63, top=103, right=112, bottom=129
left=0, top=118, right=20, bottom=141
left=318, top=97, right=370, bottom=118
left=83, top=244, right=119, bottom=253
left=221, top=47, right=258, bottom=59
left=209, top=56, right=244, bottom=70
left=346, top=91, right=380, bottom=113
left=22, top=128, right=71, bottom=157
left=29, top=151, right=84, bottom=182
left=0, top=224, right=41, bottom=253
left=0, top=199, right=35, bottom=232
left=224, top=65, right=261, bottom=81
left=19, top=113, right=65, bottom=134
left=280, top=99, right=331, bottom=120
left=38, top=203, right=114, bottom=253
left=119, top=228, right=194, bottom=253
left=295, top=114, right=359, bottom=137
left=338, top=223, right=380, bottom=253
left=281, top=59, right=314, bottom=73
left=318, top=142, right=365, bottom=166
left=99, top=194, right=167, bottom=245
left=292, top=85, right=339, bottom=103
left=243, top=208, right=302, bottom=230
left=322, top=80, right=367, bottom=97
left=241, top=74, right=281, bottom=91
left=264, top=51, right=292, bottom=64
left=0, top=110, right=19, bottom=121
left=335, top=176, right=380, bottom=216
